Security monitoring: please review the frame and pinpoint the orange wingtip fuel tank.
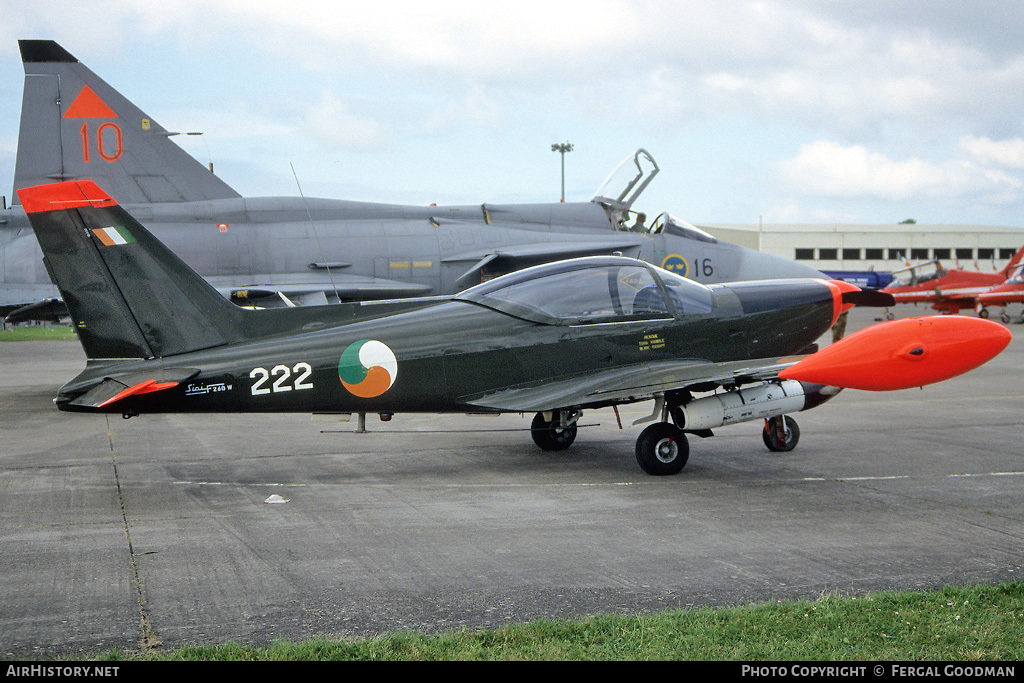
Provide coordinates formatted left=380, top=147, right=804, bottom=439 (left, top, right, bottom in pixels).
left=778, top=316, right=1011, bottom=391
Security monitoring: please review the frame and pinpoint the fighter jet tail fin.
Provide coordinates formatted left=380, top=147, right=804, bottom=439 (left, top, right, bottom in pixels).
left=1000, top=245, right=1024, bottom=279
left=14, top=40, right=240, bottom=205
left=16, top=181, right=245, bottom=359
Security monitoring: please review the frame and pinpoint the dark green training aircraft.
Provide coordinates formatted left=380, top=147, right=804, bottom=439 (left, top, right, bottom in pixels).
left=17, top=181, right=1011, bottom=475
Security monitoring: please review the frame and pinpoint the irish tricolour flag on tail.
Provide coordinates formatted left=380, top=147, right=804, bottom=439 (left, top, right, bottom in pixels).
left=92, top=225, right=136, bottom=246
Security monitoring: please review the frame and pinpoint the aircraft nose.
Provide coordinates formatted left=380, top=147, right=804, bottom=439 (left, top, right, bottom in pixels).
left=825, top=279, right=860, bottom=325
left=736, top=249, right=825, bottom=280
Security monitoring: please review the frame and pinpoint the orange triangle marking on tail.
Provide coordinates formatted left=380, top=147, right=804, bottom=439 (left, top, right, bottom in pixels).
left=62, top=85, right=118, bottom=119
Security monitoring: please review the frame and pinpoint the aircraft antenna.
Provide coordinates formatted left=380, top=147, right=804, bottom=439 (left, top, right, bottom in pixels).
left=291, top=162, right=341, bottom=304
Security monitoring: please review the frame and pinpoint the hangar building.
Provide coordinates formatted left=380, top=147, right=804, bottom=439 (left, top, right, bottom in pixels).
left=699, top=222, right=1024, bottom=275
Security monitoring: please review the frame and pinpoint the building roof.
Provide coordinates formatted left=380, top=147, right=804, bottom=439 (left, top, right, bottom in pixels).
left=700, top=223, right=1024, bottom=234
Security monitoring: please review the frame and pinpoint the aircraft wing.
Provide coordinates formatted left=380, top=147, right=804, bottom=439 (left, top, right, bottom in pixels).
left=5, top=274, right=435, bottom=321
left=221, top=276, right=433, bottom=306
left=444, top=240, right=643, bottom=288
left=2, top=297, right=65, bottom=323
left=462, top=355, right=804, bottom=412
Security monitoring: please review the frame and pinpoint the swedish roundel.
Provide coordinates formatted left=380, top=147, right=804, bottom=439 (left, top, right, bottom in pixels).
left=661, top=254, right=689, bottom=277
left=338, top=340, right=398, bottom=398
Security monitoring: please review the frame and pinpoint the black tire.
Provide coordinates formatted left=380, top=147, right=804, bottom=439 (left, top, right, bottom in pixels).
left=635, top=422, right=689, bottom=475
left=762, top=415, right=800, bottom=452
left=531, top=412, right=577, bottom=451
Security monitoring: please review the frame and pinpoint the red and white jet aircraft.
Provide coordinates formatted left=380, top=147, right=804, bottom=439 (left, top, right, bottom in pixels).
left=881, top=247, right=1024, bottom=316
left=976, top=263, right=1024, bottom=322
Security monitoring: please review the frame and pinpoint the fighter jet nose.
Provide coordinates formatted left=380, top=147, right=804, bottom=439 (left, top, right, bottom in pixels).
left=737, top=250, right=825, bottom=281
left=825, top=279, right=861, bottom=324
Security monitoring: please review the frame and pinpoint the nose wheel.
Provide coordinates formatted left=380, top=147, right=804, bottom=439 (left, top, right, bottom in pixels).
left=635, top=422, right=689, bottom=475
left=763, top=415, right=800, bottom=452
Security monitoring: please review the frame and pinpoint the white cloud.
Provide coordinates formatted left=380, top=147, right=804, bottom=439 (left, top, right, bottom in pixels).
left=774, top=140, right=1022, bottom=202
left=418, top=86, right=502, bottom=135
left=302, top=92, right=388, bottom=151
left=215, top=0, right=637, bottom=77
left=958, top=135, right=1024, bottom=169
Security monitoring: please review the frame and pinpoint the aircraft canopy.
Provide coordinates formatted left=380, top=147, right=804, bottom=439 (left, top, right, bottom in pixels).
left=458, top=256, right=712, bottom=325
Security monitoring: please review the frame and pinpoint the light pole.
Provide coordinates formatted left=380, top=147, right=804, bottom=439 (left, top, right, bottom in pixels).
left=551, top=141, right=573, bottom=202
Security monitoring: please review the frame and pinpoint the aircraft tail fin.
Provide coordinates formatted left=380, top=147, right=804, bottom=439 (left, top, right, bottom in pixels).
left=17, top=180, right=245, bottom=359
left=1000, top=245, right=1024, bottom=279
left=14, top=40, right=240, bottom=205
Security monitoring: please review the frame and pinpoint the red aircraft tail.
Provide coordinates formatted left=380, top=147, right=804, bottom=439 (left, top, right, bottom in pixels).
left=1000, top=245, right=1024, bottom=279
left=779, top=316, right=1011, bottom=391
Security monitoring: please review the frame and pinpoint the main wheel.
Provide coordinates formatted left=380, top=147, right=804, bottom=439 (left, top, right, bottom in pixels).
left=531, top=411, right=577, bottom=451
left=762, top=415, right=800, bottom=452
left=635, top=422, right=689, bottom=475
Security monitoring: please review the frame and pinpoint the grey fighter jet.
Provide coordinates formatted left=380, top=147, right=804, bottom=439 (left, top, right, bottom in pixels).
left=1, top=40, right=823, bottom=322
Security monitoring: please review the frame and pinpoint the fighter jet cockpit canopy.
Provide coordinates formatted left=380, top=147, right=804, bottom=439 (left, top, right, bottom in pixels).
left=647, top=214, right=719, bottom=243
left=457, top=255, right=713, bottom=325
left=592, top=150, right=716, bottom=243
left=592, top=149, right=659, bottom=216
left=889, top=261, right=945, bottom=288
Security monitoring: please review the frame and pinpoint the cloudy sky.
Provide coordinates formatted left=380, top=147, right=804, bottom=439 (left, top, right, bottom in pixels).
left=2, top=0, right=1023, bottom=226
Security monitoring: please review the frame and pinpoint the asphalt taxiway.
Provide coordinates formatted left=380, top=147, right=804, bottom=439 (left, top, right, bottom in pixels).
left=1, top=307, right=1022, bottom=658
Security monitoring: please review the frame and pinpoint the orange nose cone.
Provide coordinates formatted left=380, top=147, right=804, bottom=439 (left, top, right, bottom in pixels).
left=779, top=316, right=1011, bottom=391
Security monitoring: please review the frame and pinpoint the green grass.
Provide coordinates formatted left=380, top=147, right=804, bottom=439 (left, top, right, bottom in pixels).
left=0, top=325, right=76, bottom=341
left=90, top=583, right=1024, bottom=661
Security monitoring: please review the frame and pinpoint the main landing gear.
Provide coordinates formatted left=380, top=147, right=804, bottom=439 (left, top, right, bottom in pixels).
left=530, top=401, right=805, bottom=476
left=635, top=421, right=689, bottom=475
left=530, top=409, right=580, bottom=451
left=632, top=414, right=801, bottom=475
left=531, top=408, right=692, bottom=475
